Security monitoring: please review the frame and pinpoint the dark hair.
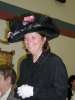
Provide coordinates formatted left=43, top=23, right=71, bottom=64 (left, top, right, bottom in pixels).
left=0, top=65, right=16, bottom=85
left=68, top=75, right=75, bottom=87
left=39, top=31, right=51, bottom=52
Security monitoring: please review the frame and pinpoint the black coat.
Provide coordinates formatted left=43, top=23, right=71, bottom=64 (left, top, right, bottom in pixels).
left=16, top=51, right=68, bottom=100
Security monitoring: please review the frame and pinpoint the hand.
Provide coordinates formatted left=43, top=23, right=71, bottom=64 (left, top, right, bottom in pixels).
left=17, top=84, right=34, bottom=99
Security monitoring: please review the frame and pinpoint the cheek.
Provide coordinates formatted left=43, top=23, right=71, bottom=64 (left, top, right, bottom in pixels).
left=33, top=38, right=43, bottom=45
left=0, top=80, right=6, bottom=89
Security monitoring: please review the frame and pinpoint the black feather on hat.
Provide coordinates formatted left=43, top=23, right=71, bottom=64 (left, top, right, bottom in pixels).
left=8, top=15, right=60, bottom=43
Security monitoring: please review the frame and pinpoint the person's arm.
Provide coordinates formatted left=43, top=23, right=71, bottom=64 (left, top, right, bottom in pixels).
left=17, top=59, right=28, bottom=86
left=14, top=59, right=28, bottom=99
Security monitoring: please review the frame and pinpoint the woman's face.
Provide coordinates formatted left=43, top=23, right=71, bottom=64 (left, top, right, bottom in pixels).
left=23, top=32, right=46, bottom=55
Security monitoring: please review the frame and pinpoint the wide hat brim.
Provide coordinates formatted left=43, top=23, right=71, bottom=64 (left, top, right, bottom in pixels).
left=8, top=15, right=60, bottom=43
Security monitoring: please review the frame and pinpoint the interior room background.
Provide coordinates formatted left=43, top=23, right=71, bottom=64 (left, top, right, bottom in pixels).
left=0, top=0, right=75, bottom=76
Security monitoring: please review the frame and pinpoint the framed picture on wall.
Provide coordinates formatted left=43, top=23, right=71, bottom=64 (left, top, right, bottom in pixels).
left=0, top=48, right=15, bottom=66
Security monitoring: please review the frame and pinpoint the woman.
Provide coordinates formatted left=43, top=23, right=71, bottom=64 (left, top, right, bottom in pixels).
left=8, top=15, right=68, bottom=100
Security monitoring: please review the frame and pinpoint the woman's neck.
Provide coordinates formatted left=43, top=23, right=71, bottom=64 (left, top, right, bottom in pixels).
left=33, top=50, right=42, bottom=63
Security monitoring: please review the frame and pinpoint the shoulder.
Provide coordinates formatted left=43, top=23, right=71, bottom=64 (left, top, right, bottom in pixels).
left=42, top=51, right=66, bottom=68
left=48, top=52, right=67, bottom=72
left=48, top=52, right=64, bottom=64
left=19, top=54, right=32, bottom=70
left=20, top=54, right=32, bottom=64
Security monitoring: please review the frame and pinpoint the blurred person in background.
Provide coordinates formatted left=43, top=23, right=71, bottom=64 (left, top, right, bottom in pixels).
left=0, top=65, right=20, bottom=100
left=67, top=75, right=75, bottom=100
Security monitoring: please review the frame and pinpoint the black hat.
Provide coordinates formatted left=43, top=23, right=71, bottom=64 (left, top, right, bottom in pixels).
left=8, top=15, right=60, bottom=43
